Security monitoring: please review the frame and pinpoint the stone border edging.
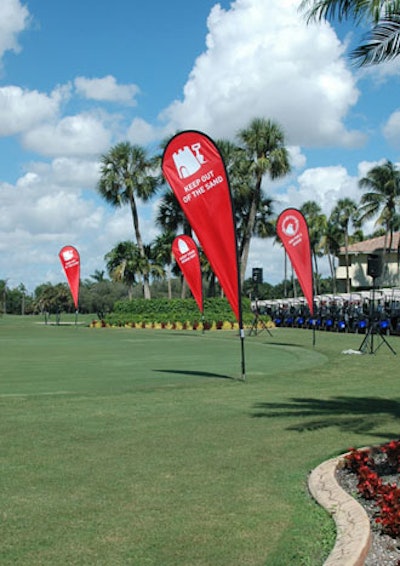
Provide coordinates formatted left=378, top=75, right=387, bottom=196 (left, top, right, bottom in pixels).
left=308, top=456, right=371, bottom=565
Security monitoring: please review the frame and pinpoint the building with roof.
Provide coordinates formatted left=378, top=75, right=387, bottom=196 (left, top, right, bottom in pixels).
left=336, top=232, right=400, bottom=291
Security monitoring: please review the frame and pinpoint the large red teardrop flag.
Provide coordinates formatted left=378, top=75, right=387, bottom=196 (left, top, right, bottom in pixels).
left=162, top=130, right=240, bottom=321
left=59, top=245, right=80, bottom=310
left=162, top=130, right=245, bottom=379
left=276, top=208, right=314, bottom=315
left=172, top=235, right=203, bottom=313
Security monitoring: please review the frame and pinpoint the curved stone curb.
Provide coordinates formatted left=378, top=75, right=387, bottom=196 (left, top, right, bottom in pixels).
left=308, top=456, right=371, bottom=566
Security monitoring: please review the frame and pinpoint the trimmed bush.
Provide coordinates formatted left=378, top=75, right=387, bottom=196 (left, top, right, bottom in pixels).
left=104, top=297, right=258, bottom=327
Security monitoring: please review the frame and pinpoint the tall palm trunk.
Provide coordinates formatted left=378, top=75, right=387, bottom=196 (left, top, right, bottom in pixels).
left=327, top=253, right=337, bottom=294
left=240, top=179, right=261, bottom=286
left=167, top=265, right=172, bottom=300
left=284, top=250, right=288, bottom=298
left=344, top=231, right=351, bottom=294
left=382, top=227, right=390, bottom=280
left=129, top=194, right=151, bottom=299
left=180, top=278, right=188, bottom=299
left=312, top=250, right=319, bottom=295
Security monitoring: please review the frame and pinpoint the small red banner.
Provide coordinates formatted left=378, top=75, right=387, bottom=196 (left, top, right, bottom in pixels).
left=172, top=235, right=203, bottom=313
left=276, top=209, right=314, bottom=315
left=162, top=130, right=240, bottom=322
left=59, top=245, right=80, bottom=309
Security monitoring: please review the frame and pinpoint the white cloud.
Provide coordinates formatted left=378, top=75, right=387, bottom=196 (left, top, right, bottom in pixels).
left=357, top=159, right=388, bottom=178
left=246, top=164, right=365, bottom=282
left=27, top=157, right=101, bottom=191
left=74, top=75, right=140, bottom=105
left=1, top=0, right=395, bottom=291
left=247, top=237, right=285, bottom=282
left=0, top=86, right=63, bottom=136
left=127, top=117, right=161, bottom=145
left=357, top=57, right=400, bottom=84
left=287, top=146, right=306, bottom=170
left=383, top=110, right=400, bottom=148
left=22, top=112, right=111, bottom=157
left=0, top=156, right=162, bottom=291
left=281, top=165, right=360, bottom=214
left=0, top=0, right=30, bottom=63
left=0, top=172, right=106, bottom=290
left=0, top=170, right=101, bottom=235
left=160, top=0, right=364, bottom=148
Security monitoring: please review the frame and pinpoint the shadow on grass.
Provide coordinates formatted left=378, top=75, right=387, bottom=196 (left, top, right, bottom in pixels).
left=252, top=396, right=400, bottom=439
left=153, top=369, right=235, bottom=380
left=265, top=341, right=309, bottom=348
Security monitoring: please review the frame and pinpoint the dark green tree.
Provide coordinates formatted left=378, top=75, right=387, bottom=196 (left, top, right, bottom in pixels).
left=359, top=160, right=400, bottom=275
left=329, top=198, right=361, bottom=293
left=105, top=241, right=141, bottom=300
left=358, top=160, right=400, bottom=250
left=98, top=142, right=160, bottom=299
left=236, top=118, right=291, bottom=285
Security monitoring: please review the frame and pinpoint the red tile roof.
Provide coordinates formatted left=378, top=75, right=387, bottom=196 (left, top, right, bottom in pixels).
left=340, top=232, right=400, bottom=254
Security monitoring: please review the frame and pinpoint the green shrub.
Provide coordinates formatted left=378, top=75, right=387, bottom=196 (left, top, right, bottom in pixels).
left=105, top=297, right=256, bottom=326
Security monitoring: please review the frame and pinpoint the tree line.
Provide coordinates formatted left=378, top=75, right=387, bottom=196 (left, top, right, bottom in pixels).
left=97, top=118, right=400, bottom=300
left=2, top=116, right=400, bottom=315
left=0, top=272, right=337, bottom=317
left=5, top=2, right=400, bottom=315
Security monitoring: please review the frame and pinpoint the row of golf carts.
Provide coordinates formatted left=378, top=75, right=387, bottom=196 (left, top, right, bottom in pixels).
left=252, top=288, right=400, bottom=335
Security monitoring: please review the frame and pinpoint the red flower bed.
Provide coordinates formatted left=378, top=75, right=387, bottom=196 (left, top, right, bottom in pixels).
left=344, top=441, right=400, bottom=539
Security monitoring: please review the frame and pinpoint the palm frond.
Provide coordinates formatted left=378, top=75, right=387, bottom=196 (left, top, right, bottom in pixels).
left=299, top=0, right=383, bottom=24
left=351, top=15, right=400, bottom=64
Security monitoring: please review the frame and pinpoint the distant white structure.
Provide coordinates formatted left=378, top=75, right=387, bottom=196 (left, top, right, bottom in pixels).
left=336, top=232, right=400, bottom=291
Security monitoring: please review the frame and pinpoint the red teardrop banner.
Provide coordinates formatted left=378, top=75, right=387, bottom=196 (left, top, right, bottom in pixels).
left=59, top=245, right=80, bottom=310
left=172, top=235, right=203, bottom=313
left=162, top=130, right=241, bottom=322
left=162, top=130, right=245, bottom=379
left=276, top=208, right=314, bottom=315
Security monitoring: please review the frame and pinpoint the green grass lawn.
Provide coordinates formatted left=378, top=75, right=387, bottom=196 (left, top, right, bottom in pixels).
left=1, top=315, right=399, bottom=565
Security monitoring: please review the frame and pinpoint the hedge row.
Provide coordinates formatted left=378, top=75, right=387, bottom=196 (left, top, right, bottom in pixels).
left=104, top=297, right=259, bottom=327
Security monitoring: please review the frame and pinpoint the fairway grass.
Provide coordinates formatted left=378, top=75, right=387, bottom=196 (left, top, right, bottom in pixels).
left=1, top=315, right=399, bottom=565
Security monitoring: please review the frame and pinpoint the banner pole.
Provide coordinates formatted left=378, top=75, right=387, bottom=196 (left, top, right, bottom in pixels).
left=237, top=269, right=246, bottom=381
left=239, top=326, right=246, bottom=380
left=162, top=130, right=245, bottom=380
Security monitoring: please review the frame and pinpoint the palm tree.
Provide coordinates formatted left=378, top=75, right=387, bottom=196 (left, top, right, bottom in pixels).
left=300, top=0, right=400, bottom=65
left=144, top=243, right=166, bottom=288
left=329, top=198, right=361, bottom=293
left=320, top=218, right=342, bottom=294
left=300, top=201, right=327, bottom=295
left=151, top=231, right=176, bottom=299
left=358, top=160, right=400, bottom=274
left=90, top=270, right=106, bottom=283
left=237, top=118, right=291, bottom=285
left=98, top=142, right=159, bottom=299
left=156, top=191, right=191, bottom=237
left=235, top=188, right=276, bottom=263
left=156, top=190, right=193, bottom=298
left=105, top=241, right=165, bottom=300
left=105, top=241, right=140, bottom=300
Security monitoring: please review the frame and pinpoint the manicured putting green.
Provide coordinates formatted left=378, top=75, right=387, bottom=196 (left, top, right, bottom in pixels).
left=0, top=324, right=327, bottom=395
left=5, top=316, right=398, bottom=564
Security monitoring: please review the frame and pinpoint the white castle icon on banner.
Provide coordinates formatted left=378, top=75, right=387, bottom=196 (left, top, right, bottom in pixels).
left=62, top=250, right=74, bottom=261
left=282, top=216, right=299, bottom=237
left=178, top=239, right=190, bottom=254
left=284, top=222, right=296, bottom=236
left=172, top=143, right=206, bottom=179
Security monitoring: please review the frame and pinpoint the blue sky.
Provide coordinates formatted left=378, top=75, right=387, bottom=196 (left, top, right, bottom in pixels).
left=1, top=0, right=400, bottom=293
